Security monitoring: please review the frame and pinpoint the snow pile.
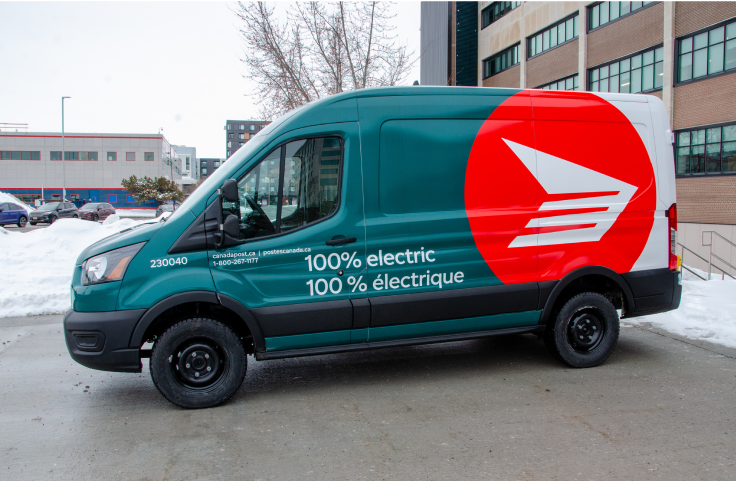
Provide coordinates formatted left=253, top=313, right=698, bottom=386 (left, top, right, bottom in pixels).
left=0, top=217, right=152, bottom=318
left=624, top=269, right=736, bottom=349
left=0, top=191, right=33, bottom=213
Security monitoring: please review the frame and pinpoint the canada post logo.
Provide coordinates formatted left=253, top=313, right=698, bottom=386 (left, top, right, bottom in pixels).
left=465, top=91, right=657, bottom=284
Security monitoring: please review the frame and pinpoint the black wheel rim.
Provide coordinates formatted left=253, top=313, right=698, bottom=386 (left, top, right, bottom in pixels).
left=567, top=307, right=605, bottom=353
left=169, top=338, right=229, bottom=390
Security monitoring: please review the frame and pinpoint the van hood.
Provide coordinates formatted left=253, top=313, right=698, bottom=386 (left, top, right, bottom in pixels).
left=75, top=221, right=163, bottom=266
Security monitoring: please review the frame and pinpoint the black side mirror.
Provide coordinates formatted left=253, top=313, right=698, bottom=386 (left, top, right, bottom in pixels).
left=214, top=214, right=245, bottom=249
left=220, top=179, right=239, bottom=203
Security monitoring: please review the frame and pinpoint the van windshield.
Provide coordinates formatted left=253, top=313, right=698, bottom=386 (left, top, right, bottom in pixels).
left=166, top=104, right=307, bottom=223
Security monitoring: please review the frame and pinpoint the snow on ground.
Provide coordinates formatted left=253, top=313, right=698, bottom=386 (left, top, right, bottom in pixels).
left=0, top=216, right=153, bottom=318
left=0, top=192, right=33, bottom=213
left=623, top=266, right=736, bottom=349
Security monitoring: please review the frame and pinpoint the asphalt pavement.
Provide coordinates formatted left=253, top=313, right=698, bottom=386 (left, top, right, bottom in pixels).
left=1, top=314, right=734, bottom=480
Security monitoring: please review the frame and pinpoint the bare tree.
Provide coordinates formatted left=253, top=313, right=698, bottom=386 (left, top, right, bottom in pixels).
left=234, top=1, right=414, bottom=119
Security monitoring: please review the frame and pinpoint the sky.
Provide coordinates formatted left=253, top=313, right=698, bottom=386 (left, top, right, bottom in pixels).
left=0, top=1, right=421, bottom=158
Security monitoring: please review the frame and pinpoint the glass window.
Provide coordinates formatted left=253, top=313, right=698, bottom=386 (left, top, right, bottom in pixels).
left=144, top=152, right=154, bottom=161
left=80, top=152, right=88, bottom=161
left=679, top=20, right=736, bottom=82
left=228, top=133, right=233, bottom=139
left=89, top=152, right=98, bottom=161
left=589, top=45, right=663, bottom=93
left=483, top=44, right=520, bottom=78
left=676, top=123, right=736, bottom=175
left=108, top=194, right=117, bottom=203
left=240, top=124, right=245, bottom=130
left=126, top=152, right=135, bottom=161
left=20, top=151, right=31, bottom=160
left=481, top=1, right=521, bottom=29
left=250, top=125, right=255, bottom=131
left=537, top=74, right=580, bottom=91
left=589, top=1, right=654, bottom=30
left=202, top=168, right=208, bottom=175
left=107, top=152, right=117, bottom=161
left=528, top=14, right=579, bottom=59
left=239, top=133, right=245, bottom=140
left=227, top=124, right=231, bottom=130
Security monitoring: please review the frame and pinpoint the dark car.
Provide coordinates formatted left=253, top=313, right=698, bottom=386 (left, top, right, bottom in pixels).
left=29, top=202, right=79, bottom=225
left=155, top=201, right=179, bottom=218
left=78, top=202, right=116, bottom=222
left=0, top=202, right=30, bottom=228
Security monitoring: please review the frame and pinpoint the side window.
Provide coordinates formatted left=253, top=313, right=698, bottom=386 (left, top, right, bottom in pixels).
left=229, top=136, right=343, bottom=241
left=0, top=203, right=8, bottom=211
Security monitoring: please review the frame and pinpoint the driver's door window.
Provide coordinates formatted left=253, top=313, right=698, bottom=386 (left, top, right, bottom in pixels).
left=230, top=136, right=342, bottom=242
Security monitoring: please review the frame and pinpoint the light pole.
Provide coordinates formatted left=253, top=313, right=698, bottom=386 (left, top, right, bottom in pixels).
left=61, top=96, right=71, bottom=201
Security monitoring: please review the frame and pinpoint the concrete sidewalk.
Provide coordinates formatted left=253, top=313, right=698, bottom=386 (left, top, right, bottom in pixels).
left=1, top=315, right=734, bottom=480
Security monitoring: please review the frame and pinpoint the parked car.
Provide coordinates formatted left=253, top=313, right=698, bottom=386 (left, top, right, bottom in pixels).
left=78, top=202, right=116, bottom=222
left=0, top=202, right=30, bottom=228
left=29, top=202, right=79, bottom=225
left=155, top=201, right=179, bottom=218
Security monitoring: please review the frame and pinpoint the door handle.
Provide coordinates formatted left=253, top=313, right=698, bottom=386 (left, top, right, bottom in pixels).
left=325, top=236, right=357, bottom=246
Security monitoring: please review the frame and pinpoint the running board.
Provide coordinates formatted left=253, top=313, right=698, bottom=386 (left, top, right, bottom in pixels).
left=254, top=325, right=543, bottom=361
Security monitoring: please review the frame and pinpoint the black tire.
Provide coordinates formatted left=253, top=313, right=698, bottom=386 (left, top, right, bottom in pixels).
left=18, top=216, right=27, bottom=228
left=93, top=214, right=98, bottom=222
left=150, top=318, right=246, bottom=409
left=544, top=292, right=619, bottom=368
left=73, top=214, right=79, bottom=219
left=49, top=216, right=57, bottom=224
left=29, top=222, right=37, bottom=226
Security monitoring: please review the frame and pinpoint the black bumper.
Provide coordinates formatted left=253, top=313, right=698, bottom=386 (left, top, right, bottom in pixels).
left=63, top=309, right=147, bottom=373
left=621, top=268, right=682, bottom=318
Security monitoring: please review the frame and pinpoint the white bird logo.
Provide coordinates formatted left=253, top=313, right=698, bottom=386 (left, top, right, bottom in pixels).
left=502, top=139, right=638, bottom=248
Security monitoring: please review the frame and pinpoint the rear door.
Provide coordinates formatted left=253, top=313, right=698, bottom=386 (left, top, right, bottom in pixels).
left=0, top=203, right=9, bottom=224
left=208, top=123, right=366, bottom=352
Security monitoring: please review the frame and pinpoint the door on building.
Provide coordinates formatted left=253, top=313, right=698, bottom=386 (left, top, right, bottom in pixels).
left=89, top=190, right=99, bottom=202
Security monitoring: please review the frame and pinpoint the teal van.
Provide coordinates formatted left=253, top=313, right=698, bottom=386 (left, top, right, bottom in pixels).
left=64, top=87, right=682, bottom=408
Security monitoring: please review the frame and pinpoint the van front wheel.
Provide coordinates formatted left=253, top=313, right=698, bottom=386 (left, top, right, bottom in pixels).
left=150, top=318, right=247, bottom=409
left=544, top=292, right=619, bottom=368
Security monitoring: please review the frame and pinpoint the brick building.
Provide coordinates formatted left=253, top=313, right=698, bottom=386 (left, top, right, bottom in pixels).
left=422, top=1, right=736, bottom=275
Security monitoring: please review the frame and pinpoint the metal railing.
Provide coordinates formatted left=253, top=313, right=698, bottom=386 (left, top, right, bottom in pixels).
left=679, top=231, right=736, bottom=281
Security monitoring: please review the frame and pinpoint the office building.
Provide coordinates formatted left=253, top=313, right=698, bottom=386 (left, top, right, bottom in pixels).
left=225, top=120, right=268, bottom=159
left=0, top=131, right=182, bottom=207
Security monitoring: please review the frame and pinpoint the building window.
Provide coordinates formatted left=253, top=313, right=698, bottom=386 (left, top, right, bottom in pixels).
left=239, top=133, right=245, bottom=140
left=589, top=45, right=663, bottom=93
left=80, top=152, right=98, bottom=161
left=1, top=151, right=40, bottom=160
left=250, top=125, right=255, bottom=131
left=228, top=133, right=233, bottom=139
left=214, top=161, right=220, bottom=167
left=528, top=14, right=579, bottom=58
left=144, top=152, right=154, bottom=161
left=537, top=74, right=580, bottom=91
left=482, top=44, right=520, bottom=79
left=239, top=124, right=245, bottom=130
left=481, top=1, right=522, bottom=29
left=107, top=152, right=117, bottom=161
left=185, top=157, right=190, bottom=170
left=126, top=152, right=135, bottom=161
left=259, top=125, right=264, bottom=129
left=678, top=20, right=736, bottom=83
left=202, top=168, right=208, bottom=175
left=239, top=142, right=244, bottom=146
left=227, top=151, right=231, bottom=157
left=676, top=122, right=736, bottom=175
left=589, top=1, right=657, bottom=31
left=127, top=195, right=136, bottom=203
left=227, top=124, right=231, bottom=130
left=108, top=194, right=117, bottom=203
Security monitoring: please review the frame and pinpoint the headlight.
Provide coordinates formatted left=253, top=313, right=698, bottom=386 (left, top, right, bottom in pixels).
left=81, top=243, right=145, bottom=286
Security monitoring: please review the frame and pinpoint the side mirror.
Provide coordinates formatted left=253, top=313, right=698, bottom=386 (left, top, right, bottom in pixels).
left=214, top=214, right=245, bottom=249
left=220, top=179, right=239, bottom=203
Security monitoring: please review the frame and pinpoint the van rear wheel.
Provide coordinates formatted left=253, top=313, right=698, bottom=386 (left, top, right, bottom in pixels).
left=544, top=292, right=619, bottom=368
left=150, top=318, right=247, bottom=409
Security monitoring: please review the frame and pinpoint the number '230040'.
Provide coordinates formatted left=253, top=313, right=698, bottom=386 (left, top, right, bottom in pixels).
left=150, top=257, right=188, bottom=268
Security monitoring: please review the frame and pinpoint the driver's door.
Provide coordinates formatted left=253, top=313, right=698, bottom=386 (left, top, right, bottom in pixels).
left=208, top=124, right=366, bottom=352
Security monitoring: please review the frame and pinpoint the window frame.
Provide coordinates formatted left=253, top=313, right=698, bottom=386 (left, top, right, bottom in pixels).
left=675, top=17, right=736, bottom=87
left=107, top=152, right=117, bottom=161
left=108, top=194, right=117, bottom=203
left=1, top=150, right=40, bottom=160
left=144, top=152, right=154, bottom=161
left=587, top=43, right=664, bottom=93
left=481, top=1, right=522, bottom=30
left=482, top=43, right=520, bottom=79
left=230, top=134, right=345, bottom=244
left=675, top=120, right=736, bottom=177
left=587, top=1, right=660, bottom=33
left=527, top=13, right=580, bottom=60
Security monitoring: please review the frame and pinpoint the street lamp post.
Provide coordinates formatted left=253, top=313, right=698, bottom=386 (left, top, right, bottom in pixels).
left=61, top=96, right=71, bottom=201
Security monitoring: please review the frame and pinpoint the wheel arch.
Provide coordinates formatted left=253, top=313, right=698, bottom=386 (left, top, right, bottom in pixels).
left=129, top=291, right=265, bottom=353
left=539, top=266, right=636, bottom=326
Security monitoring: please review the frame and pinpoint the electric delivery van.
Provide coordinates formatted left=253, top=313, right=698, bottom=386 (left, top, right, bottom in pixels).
left=64, top=87, right=682, bottom=408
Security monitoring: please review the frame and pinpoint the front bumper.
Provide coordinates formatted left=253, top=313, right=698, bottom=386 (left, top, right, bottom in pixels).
left=63, top=309, right=147, bottom=373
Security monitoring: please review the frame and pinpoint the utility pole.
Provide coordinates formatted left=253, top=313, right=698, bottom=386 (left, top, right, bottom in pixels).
left=61, top=96, right=71, bottom=201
